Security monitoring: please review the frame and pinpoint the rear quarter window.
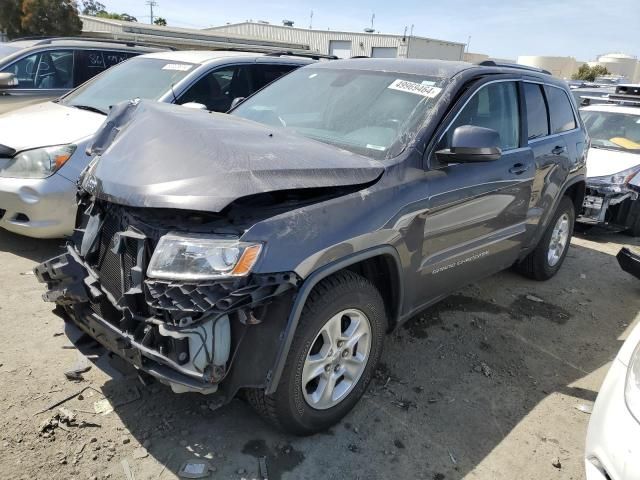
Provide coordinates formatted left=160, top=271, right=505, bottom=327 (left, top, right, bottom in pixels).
left=545, top=86, right=577, bottom=134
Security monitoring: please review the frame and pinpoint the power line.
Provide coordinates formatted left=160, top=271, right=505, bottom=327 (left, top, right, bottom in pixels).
left=145, top=0, right=158, bottom=24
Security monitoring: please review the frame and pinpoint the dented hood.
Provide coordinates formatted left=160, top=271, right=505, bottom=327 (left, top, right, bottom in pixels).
left=87, top=100, right=384, bottom=212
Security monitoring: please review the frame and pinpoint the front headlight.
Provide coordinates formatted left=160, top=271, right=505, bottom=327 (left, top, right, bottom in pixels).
left=147, top=233, right=262, bottom=281
left=625, top=341, right=640, bottom=423
left=589, top=165, right=640, bottom=187
left=0, top=144, right=76, bottom=179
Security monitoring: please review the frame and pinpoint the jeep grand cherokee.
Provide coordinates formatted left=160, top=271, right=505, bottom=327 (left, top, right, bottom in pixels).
left=35, top=59, right=587, bottom=435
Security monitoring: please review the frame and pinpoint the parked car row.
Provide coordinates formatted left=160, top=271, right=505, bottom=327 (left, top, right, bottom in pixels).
left=0, top=48, right=313, bottom=237
left=0, top=36, right=637, bottom=478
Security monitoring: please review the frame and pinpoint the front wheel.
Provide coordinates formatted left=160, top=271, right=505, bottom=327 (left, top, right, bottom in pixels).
left=516, top=196, right=575, bottom=280
left=247, top=270, right=387, bottom=435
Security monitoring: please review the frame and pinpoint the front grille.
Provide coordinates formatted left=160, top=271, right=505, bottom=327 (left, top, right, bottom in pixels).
left=92, top=211, right=138, bottom=302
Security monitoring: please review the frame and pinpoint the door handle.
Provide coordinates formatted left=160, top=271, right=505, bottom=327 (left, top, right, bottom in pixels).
left=509, top=163, right=528, bottom=175
left=552, top=145, right=566, bottom=155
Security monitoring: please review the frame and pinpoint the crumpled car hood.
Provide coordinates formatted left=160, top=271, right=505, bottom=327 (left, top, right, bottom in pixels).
left=87, top=100, right=384, bottom=213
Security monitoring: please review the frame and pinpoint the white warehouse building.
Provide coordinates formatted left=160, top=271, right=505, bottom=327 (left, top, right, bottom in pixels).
left=205, top=22, right=465, bottom=60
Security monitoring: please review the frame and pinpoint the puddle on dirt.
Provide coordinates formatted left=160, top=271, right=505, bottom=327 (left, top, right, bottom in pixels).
left=242, top=439, right=305, bottom=479
left=402, top=294, right=573, bottom=338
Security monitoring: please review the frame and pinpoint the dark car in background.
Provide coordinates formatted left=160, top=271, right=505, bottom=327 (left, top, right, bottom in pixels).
left=0, top=37, right=168, bottom=114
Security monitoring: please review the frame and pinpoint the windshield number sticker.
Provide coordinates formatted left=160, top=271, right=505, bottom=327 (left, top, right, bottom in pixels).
left=388, top=79, right=441, bottom=98
left=162, top=64, right=193, bottom=71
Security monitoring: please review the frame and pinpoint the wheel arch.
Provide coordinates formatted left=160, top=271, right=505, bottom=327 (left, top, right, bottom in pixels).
left=265, top=245, right=403, bottom=394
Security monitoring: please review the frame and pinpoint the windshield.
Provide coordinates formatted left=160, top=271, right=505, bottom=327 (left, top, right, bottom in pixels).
left=0, top=44, right=20, bottom=62
left=581, top=110, right=640, bottom=152
left=61, top=57, right=195, bottom=113
left=232, top=67, right=447, bottom=159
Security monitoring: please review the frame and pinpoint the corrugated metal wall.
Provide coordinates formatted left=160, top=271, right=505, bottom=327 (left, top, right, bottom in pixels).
left=208, top=23, right=464, bottom=60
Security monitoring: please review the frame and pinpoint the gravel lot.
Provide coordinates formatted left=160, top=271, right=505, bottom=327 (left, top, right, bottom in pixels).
left=0, top=228, right=638, bottom=480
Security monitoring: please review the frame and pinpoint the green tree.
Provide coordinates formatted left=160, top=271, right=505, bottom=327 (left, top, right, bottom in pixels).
left=79, top=0, right=106, bottom=15
left=0, top=0, right=82, bottom=39
left=572, top=64, right=611, bottom=82
left=20, top=0, right=82, bottom=37
left=153, top=17, right=166, bottom=26
left=95, top=10, right=137, bottom=22
left=0, top=0, right=24, bottom=39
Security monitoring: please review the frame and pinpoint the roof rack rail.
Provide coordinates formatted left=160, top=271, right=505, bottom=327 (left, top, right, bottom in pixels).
left=265, top=50, right=338, bottom=60
left=12, top=36, right=175, bottom=50
left=477, top=60, right=551, bottom=75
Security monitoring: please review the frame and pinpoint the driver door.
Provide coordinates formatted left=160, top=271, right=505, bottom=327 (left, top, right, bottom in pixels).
left=415, top=80, right=535, bottom=303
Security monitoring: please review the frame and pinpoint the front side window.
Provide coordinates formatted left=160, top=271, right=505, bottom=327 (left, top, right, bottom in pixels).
left=232, top=67, right=448, bottom=159
left=438, top=81, right=520, bottom=151
left=61, top=57, right=195, bottom=113
left=581, top=110, right=640, bottom=152
left=523, top=83, right=549, bottom=140
left=4, top=49, right=73, bottom=89
left=178, top=66, right=254, bottom=112
left=545, top=86, right=577, bottom=133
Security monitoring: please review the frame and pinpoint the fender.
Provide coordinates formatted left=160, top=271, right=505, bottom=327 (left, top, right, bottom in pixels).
left=265, top=244, right=403, bottom=394
left=523, top=173, right=586, bottom=255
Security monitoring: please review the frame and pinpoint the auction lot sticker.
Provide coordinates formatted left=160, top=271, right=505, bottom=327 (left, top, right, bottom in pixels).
left=388, top=79, right=441, bottom=98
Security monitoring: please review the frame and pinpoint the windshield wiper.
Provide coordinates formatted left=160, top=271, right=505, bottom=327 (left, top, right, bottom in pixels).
left=71, top=104, right=107, bottom=115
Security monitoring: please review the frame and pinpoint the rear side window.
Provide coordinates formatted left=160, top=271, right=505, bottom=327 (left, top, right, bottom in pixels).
left=74, top=50, right=133, bottom=86
left=252, top=64, right=297, bottom=90
left=523, top=83, right=549, bottom=140
left=545, top=86, right=577, bottom=133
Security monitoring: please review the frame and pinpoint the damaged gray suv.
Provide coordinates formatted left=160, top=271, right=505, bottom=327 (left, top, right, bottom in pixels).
left=35, top=59, right=587, bottom=435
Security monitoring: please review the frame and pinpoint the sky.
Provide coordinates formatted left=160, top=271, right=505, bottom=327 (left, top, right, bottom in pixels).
left=98, top=0, right=639, bottom=61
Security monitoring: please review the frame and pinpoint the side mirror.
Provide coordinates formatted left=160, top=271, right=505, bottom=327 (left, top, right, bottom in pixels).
left=0, top=72, right=18, bottom=89
left=436, top=125, right=502, bottom=163
left=181, top=102, right=207, bottom=111
left=230, top=97, right=245, bottom=109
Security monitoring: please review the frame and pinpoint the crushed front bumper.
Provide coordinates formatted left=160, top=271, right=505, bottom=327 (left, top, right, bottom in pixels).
left=578, top=184, right=639, bottom=230
left=618, top=248, right=640, bottom=280
left=35, top=246, right=223, bottom=394
left=0, top=173, right=77, bottom=238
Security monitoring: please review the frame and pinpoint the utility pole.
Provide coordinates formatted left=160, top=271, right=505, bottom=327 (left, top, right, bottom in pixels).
left=309, top=10, right=313, bottom=29
left=146, top=0, right=158, bottom=24
left=370, top=12, right=375, bottom=31
left=466, top=35, right=471, bottom=53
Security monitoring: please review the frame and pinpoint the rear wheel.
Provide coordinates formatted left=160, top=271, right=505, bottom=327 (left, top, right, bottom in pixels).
left=516, top=196, right=575, bottom=280
left=247, top=270, right=386, bottom=435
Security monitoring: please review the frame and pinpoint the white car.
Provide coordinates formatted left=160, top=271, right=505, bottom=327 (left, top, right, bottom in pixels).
left=579, top=86, right=640, bottom=235
left=0, top=50, right=313, bottom=238
left=585, top=308, right=640, bottom=479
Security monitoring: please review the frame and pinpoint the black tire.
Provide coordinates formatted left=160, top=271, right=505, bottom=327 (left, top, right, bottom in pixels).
left=516, top=196, right=575, bottom=280
left=247, top=270, right=387, bottom=435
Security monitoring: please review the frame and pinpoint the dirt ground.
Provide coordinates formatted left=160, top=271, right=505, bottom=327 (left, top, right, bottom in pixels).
left=1, top=227, right=639, bottom=480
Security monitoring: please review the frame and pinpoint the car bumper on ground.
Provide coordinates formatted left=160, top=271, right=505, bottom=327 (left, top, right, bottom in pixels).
left=0, top=173, right=77, bottom=238
left=585, top=358, right=640, bottom=480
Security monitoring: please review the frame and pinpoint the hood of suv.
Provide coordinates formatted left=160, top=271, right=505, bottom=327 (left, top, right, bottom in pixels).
left=86, top=100, right=384, bottom=213
left=0, top=101, right=105, bottom=152
left=587, top=146, right=640, bottom=178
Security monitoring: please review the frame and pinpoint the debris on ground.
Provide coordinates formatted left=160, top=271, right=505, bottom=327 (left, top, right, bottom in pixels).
left=390, top=398, right=417, bottom=410
left=552, top=457, right=562, bottom=469
left=525, top=294, right=545, bottom=303
left=474, top=362, right=493, bottom=377
left=259, top=456, right=269, bottom=479
left=39, top=407, right=100, bottom=438
left=132, top=447, right=148, bottom=459
left=448, top=449, right=457, bottom=465
left=121, top=458, right=135, bottom=480
left=178, top=459, right=214, bottom=478
left=93, top=398, right=114, bottom=415
left=575, top=404, right=593, bottom=414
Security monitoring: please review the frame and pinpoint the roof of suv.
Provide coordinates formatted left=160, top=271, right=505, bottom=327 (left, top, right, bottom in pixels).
left=6, top=37, right=167, bottom=52
left=308, top=58, right=561, bottom=84
left=139, top=50, right=316, bottom=65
